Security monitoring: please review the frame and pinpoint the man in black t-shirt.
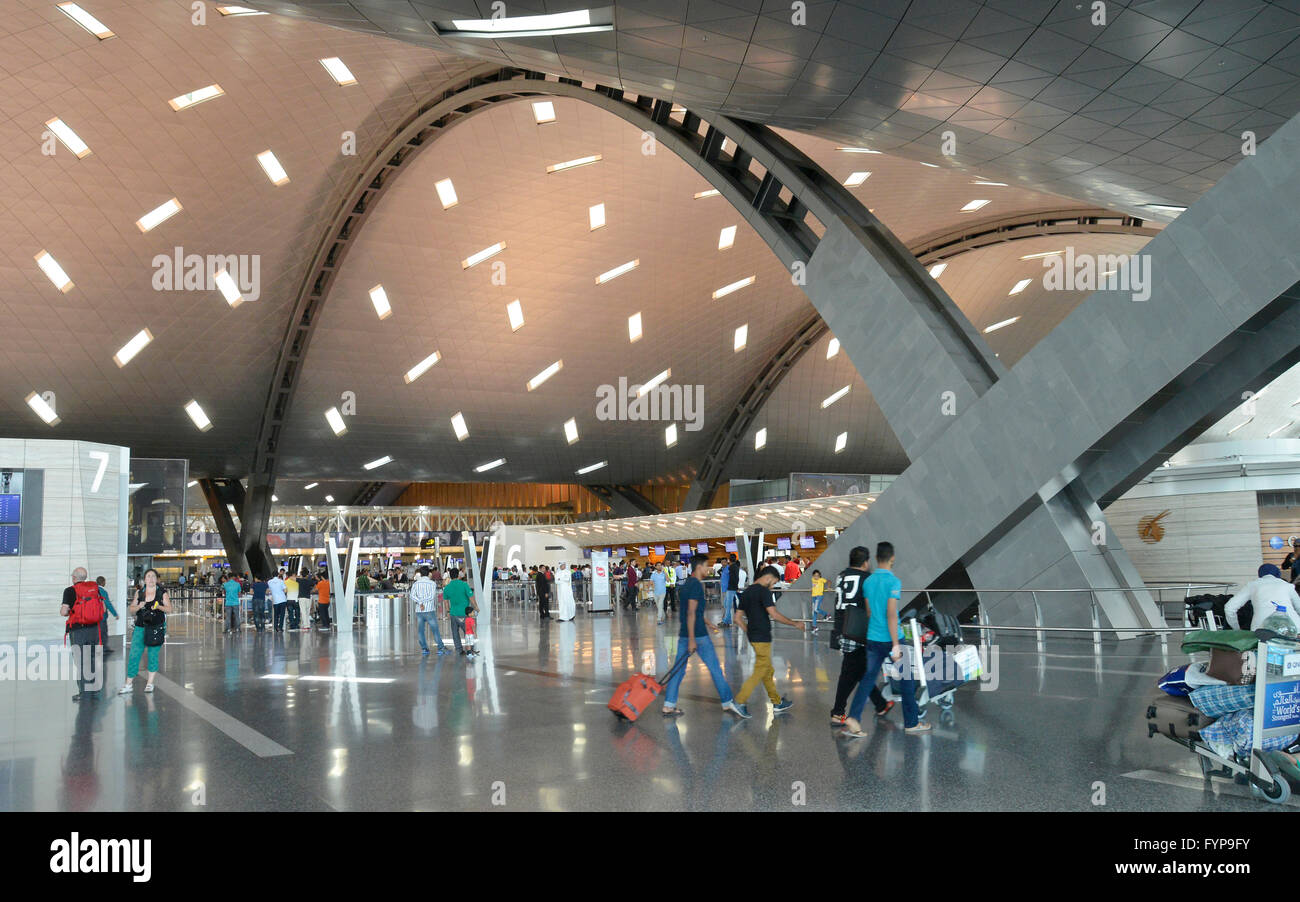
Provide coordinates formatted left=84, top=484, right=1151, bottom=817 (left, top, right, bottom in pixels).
left=296, top=571, right=315, bottom=630
left=830, top=546, right=893, bottom=726
left=733, top=566, right=805, bottom=718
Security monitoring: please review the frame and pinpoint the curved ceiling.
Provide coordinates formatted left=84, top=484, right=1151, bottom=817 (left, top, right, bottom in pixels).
left=242, top=0, right=1300, bottom=219
left=0, top=0, right=478, bottom=471
left=11, top=0, right=1282, bottom=502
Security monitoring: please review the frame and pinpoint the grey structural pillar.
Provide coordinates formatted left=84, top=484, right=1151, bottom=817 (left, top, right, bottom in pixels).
left=797, top=110, right=1300, bottom=630
left=199, top=478, right=249, bottom=576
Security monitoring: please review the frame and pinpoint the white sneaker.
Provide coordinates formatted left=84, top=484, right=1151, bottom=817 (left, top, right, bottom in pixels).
left=117, top=683, right=132, bottom=695
left=144, top=683, right=155, bottom=693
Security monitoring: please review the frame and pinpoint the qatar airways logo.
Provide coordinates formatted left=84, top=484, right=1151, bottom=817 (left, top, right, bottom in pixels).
left=152, top=247, right=261, bottom=303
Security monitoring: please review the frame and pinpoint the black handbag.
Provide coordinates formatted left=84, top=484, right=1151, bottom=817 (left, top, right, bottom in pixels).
left=143, top=622, right=166, bottom=647
left=842, top=604, right=869, bottom=643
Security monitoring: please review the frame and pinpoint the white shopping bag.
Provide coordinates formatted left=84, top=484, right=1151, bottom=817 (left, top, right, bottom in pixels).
left=952, top=644, right=983, bottom=680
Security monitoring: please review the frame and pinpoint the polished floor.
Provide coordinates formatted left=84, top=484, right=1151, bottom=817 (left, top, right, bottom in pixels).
left=0, top=599, right=1286, bottom=812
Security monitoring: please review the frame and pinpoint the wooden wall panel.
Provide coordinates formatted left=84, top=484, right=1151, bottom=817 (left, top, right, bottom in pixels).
left=1257, top=505, right=1300, bottom=569
left=1103, top=490, right=1262, bottom=586
left=395, top=482, right=609, bottom=512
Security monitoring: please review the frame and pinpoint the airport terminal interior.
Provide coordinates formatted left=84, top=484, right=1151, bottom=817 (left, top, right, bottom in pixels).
left=3, top=0, right=1300, bottom=816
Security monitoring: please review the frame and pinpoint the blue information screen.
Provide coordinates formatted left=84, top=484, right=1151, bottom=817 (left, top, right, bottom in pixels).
left=800, top=534, right=816, bottom=549
left=679, top=544, right=692, bottom=556
left=777, top=537, right=792, bottom=550
left=725, top=541, right=737, bottom=552
left=0, top=494, right=20, bottom=523
left=0, top=525, right=19, bottom=555
left=696, top=542, right=708, bottom=554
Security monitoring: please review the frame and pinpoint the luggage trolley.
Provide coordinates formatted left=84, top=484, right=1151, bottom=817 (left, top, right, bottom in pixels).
left=1146, top=636, right=1300, bottom=805
left=881, top=607, right=981, bottom=726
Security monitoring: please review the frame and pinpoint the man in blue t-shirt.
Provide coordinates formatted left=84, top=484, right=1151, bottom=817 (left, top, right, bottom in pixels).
left=843, top=542, right=931, bottom=737
left=661, top=554, right=745, bottom=718
left=222, top=573, right=242, bottom=635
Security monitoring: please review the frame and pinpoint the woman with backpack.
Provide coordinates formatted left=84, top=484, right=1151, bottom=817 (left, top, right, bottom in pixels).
left=117, top=568, right=173, bottom=695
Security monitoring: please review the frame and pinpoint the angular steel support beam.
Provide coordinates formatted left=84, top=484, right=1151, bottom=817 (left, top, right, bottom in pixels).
left=586, top=485, right=661, bottom=518
left=199, top=478, right=248, bottom=576
left=798, top=111, right=1300, bottom=630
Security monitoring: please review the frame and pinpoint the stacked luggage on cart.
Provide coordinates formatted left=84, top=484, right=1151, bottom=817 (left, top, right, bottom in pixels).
left=881, top=605, right=982, bottom=725
left=1184, top=593, right=1245, bottom=631
left=1144, top=627, right=1300, bottom=804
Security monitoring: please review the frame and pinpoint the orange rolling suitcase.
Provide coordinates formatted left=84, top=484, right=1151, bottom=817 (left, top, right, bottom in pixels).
left=608, top=651, right=692, bottom=722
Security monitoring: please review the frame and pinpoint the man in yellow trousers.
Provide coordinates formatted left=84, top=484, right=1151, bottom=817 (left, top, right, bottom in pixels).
left=733, top=565, right=806, bottom=718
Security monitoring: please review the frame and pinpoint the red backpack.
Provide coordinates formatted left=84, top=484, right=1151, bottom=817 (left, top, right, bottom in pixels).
left=67, top=581, right=106, bottom=627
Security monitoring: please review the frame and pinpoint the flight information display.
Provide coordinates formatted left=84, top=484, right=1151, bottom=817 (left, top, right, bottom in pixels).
left=0, top=525, right=19, bottom=555
left=0, top=494, right=19, bottom=523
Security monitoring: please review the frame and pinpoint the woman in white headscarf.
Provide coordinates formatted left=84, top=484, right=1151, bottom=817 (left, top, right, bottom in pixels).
left=555, top=560, right=576, bottom=621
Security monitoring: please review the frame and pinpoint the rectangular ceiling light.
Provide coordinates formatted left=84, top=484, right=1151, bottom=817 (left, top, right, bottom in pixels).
left=826, top=337, right=840, bottom=359
left=919, top=162, right=939, bottom=168
left=564, top=418, right=579, bottom=445
left=527, top=360, right=563, bottom=391
left=755, top=427, right=766, bottom=451
left=628, top=312, right=643, bottom=343
left=319, top=58, right=357, bottom=86
left=843, top=171, right=871, bottom=187
left=304, top=482, right=318, bottom=490
left=34, top=250, right=74, bottom=293
left=45, top=118, right=91, bottom=158
left=1019, top=250, right=1064, bottom=260
left=718, top=225, right=736, bottom=250
left=475, top=458, right=506, bottom=473
left=403, top=350, right=441, bottom=384
left=451, top=412, right=469, bottom=440
left=1227, top=418, right=1253, bottom=436
left=213, top=268, right=244, bottom=307
left=168, top=85, right=224, bottom=111
left=217, top=6, right=268, bottom=14
left=57, top=3, right=113, bottom=39
left=363, top=455, right=392, bottom=470
left=436, top=9, right=612, bottom=39
left=712, top=275, right=755, bottom=299
left=589, top=202, right=605, bottom=230
left=435, top=178, right=458, bottom=209
left=928, top=262, right=947, bottom=279
left=271, top=494, right=277, bottom=502
left=324, top=495, right=334, bottom=503
left=983, top=316, right=1021, bottom=334
left=546, top=154, right=601, bottom=174
left=506, top=299, right=524, bottom=331
left=325, top=407, right=347, bottom=436
left=694, top=189, right=720, bottom=199
left=113, top=328, right=153, bottom=368
left=834, top=432, right=847, bottom=453
left=576, top=461, right=607, bottom=475
left=135, top=198, right=182, bottom=233
left=596, top=259, right=638, bottom=284
left=836, top=147, right=880, bottom=154
left=369, top=284, right=392, bottom=319
left=462, top=241, right=506, bottom=269
left=256, top=150, right=289, bottom=186
left=734, top=323, right=747, bottom=352
left=973, top=180, right=1007, bottom=186
left=821, top=385, right=850, bottom=408
left=184, top=400, right=213, bottom=432
left=960, top=199, right=990, bottom=212
left=1008, top=278, right=1032, bottom=296
left=637, top=369, right=671, bottom=398
left=665, top=423, right=678, bottom=448
left=532, top=101, right=556, bottom=123
left=1267, top=421, right=1294, bottom=438
left=1144, top=203, right=1187, bottom=213
left=26, top=392, right=59, bottom=426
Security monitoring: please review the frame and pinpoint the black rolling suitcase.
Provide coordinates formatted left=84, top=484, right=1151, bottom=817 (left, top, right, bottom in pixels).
left=1185, top=593, right=1247, bottom=630
left=922, top=609, right=964, bottom=648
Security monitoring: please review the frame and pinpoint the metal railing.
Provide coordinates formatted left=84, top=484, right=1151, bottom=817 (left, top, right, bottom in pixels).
left=764, top=582, right=1236, bottom=658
